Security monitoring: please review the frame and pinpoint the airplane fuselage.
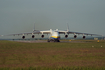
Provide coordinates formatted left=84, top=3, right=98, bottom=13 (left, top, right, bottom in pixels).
left=48, top=29, right=60, bottom=42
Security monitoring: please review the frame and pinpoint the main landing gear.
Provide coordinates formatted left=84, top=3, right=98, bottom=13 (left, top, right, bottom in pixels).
left=47, top=39, right=60, bottom=42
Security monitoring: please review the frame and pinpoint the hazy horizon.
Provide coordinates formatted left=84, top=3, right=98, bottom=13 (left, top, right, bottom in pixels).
left=0, top=0, right=105, bottom=39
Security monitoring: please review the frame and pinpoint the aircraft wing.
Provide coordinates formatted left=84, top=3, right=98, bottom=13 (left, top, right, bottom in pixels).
left=59, top=30, right=101, bottom=36
left=68, top=31, right=101, bottom=36
left=3, top=30, right=51, bottom=36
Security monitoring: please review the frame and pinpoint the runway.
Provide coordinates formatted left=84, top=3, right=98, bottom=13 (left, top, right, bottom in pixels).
left=14, top=40, right=88, bottom=43
left=15, top=40, right=47, bottom=43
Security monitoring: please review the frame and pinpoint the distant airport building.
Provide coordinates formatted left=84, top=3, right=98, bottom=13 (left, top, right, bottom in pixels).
left=94, top=38, right=98, bottom=40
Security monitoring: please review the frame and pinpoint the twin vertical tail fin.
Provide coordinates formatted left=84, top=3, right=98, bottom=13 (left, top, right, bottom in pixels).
left=33, top=23, right=35, bottom=32
left=67, top=23, right=69, bottom=32
left=33, top=23, right=39, bottom=32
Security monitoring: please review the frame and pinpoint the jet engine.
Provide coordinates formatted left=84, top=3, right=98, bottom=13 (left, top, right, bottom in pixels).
left=74, top=35, right=77, bottom=38
left=83, top=36, right=86, bottom=39
left=22, top=36, right=25, bottom=39
left=32, top=35, right=35, bottom=38
left=41, top=35, right=44, bottom=38
left=65, top=35, right=68, bottom=38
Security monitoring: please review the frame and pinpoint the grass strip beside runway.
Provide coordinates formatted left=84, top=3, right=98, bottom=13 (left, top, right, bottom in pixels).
left=0, top=40, right=105, bottom=70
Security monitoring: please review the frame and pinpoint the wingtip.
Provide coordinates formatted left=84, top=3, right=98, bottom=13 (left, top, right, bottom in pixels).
left=0, top=35, right=4, bottom=36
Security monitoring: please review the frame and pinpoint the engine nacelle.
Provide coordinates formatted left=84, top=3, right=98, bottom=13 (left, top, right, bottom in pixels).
left=65, top=35, right=68, bottom=38
left=41, top=35, right=44, bottom=38
left=22, top=36, right=25, bottom=39
left=32, top=35, right=35, bottom=38
left=74, top=35, right=77, bottom=38
left=83, top=36, right=86, bottom=39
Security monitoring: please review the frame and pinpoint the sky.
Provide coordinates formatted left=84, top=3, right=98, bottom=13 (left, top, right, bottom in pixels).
left=0, top=0, right=105, bottom=38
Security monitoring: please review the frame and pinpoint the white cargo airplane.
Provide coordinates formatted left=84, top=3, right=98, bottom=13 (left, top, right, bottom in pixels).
left=3, top=24, right=101, bottom=42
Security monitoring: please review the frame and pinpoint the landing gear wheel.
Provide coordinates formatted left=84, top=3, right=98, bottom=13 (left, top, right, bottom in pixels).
left=58, top=40, right=60, bottom=42
left=47, top=39, right=50, bottom=42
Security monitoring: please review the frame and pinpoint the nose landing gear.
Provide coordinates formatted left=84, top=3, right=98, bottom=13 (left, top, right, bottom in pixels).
left=47, top=39, right=60, bottom=42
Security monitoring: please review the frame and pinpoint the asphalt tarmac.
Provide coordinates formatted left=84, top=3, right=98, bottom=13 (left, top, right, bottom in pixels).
left=15, top=40, right=87, bottom=43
